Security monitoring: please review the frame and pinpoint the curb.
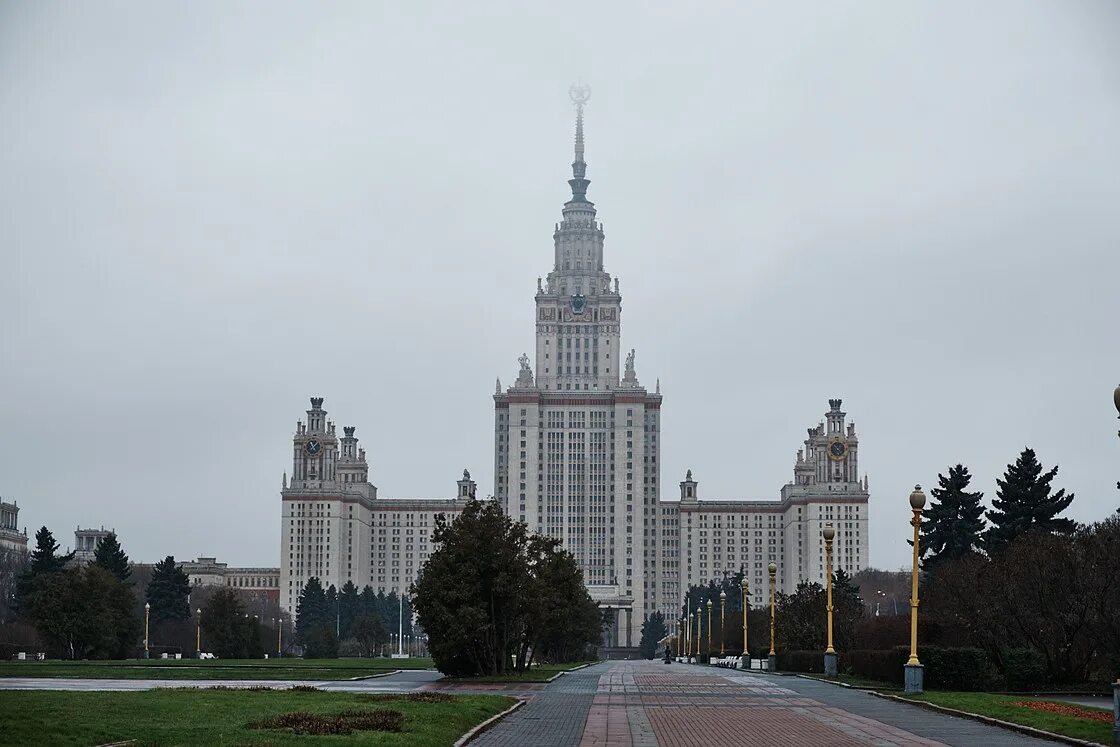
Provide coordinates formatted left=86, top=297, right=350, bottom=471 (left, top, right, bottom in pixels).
left=453, top=699, right=526, bottom=747
left=544, top=662, right=595, bottom=682
left=870, top=691, right=1103, bottom=747
left=346, top=669, right=403, bottom=681
left=797, top=674, right=854, bottom=688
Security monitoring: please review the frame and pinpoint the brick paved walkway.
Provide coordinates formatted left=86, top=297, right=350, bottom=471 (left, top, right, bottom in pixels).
left=473, top=660, right=1060, bottom=746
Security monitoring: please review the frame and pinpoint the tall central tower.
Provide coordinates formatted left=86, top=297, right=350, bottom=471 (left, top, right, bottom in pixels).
left=494, top=87, right=662, bottom=649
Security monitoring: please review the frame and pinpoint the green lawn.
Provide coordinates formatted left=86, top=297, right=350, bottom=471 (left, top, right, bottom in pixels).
left=446, top=661, right=594, bottom=683
left=0, top=688, right=514, bottom=746
left=0, top=657, right=436, bottom=681
left=906, top=691, right=1113, bottom=745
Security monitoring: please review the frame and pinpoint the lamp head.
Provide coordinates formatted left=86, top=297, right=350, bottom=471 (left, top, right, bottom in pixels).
left=822, top=524, right=835, bottom=541
left=144, top=602, right=150, bottom=610
left=707, top=598, right=713, bottom=609
left=720, top=589, right=726, bottom=600
left=909, top=485, right=926, bottom=510
left=768, top=561, right=777, bottom=574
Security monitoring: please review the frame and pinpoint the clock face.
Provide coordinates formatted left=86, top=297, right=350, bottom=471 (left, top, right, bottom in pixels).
left=828, top=440, right=847, bottom=461
left=305, top=439, right=322, bottom=456
left=570, top=294, right=586, bottom=314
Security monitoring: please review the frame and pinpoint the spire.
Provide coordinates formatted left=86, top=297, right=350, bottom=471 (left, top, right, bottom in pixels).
left=568, top=83, right=592, bottom=203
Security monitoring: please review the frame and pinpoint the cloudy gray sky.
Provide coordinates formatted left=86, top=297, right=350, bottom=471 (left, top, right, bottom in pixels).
left=2, top=1, right=1118, bottom=572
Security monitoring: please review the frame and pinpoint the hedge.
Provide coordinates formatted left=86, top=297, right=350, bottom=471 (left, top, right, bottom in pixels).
left=775, top=650, right=824, bottom=673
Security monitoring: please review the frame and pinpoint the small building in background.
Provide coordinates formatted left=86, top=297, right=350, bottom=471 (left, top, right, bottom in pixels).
left=181, top=557, right=280, bottom=603
left=73, top=526, right=113, bottom=564
left=0, top=499, right=27, bottom=555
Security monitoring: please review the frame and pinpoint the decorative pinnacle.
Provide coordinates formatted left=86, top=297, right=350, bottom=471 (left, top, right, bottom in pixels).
left=567, top=83, right=591, bottom=201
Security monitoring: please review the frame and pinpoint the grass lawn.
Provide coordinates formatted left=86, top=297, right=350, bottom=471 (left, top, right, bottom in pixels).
left=907, top=691, right=1113, bottom=745
left=446, top=661, right=594, bottom=683
left=0, top=688, right=514, bottom=746
left=0, top=657, right=436, bottom=681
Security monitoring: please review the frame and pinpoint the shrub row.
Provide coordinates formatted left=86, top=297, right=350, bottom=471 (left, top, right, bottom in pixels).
left=775, top=650, right=825, bottom=673
left=840, top=646, right=1048, bottom=691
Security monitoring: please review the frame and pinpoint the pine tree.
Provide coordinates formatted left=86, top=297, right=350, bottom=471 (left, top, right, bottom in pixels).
left=338, top=580, right=359, bottom=638
left=145, top=556, right=191, bottom=625
left=29, top=526, right=74, bottom=574
left=92, top=532, right=131, bottom=583
left=921, top=464, right=986, bottom=571
left=16, top=526, right=75, bottom=608
left=984, top=448, right=1075, bottom=554
left=639, top=612, right=668, bottom=660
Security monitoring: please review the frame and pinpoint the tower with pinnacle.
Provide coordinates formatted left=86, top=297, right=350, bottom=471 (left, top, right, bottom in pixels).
left=493, top=87, right=663, bottom=649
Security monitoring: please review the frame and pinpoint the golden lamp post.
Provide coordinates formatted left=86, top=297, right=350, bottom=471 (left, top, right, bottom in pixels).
left=822, top=525, right=837, bottom=676
left=687, top=612, right=693, bottom=661
left=143, top=602, right=150, bottom=659
left=195, top=608, right=202, bottom=658
left=767, top=561, right=777, bottom=671
left=904, top=485, right=927, bottom=694
left=706, top=599, right=713, bottom=659
left=1114, top=386, right=1120, bottom=744
left=719, top=590, right=726, bottom=657
left=689, top=604, right=698, bottom=658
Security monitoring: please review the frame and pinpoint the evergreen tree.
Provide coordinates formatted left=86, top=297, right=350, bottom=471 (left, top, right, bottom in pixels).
left=16, top=526, right=75, bottom=608
left=295, top=577, right=337, bottom=658
left=26, top=565, right=139, bottom=659
left=29, top=526, right=74, bottom=574
left=145, top=556, right=190, bottom=625
left=921, top=464, right=986, bottom=571
left=93, top=532, right=131, bottom=583
left=338, top=580, right=359, bottom=638
left=325, top=584, right=338, bottom=636
left=639, top=611, right=668, bottom=660
left=984, top=448, right=1076, bottom=553
left=200, top=587, right=261, bottom=659
left=358, top=584, right=377, bottom=620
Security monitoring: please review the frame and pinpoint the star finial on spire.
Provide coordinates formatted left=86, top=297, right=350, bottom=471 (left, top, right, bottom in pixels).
left=567, top=83, right=592, bottom=202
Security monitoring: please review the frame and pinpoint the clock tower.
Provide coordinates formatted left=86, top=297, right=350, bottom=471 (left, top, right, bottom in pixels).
left=290, top=397, right=339, bottom=489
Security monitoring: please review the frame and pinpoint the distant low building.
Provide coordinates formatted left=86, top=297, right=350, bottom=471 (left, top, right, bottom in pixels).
left=0, top=499, right=27, bottom=555
left=180, top=557, right=280, bottom=602
left=73, top=526, right=113, bottom=564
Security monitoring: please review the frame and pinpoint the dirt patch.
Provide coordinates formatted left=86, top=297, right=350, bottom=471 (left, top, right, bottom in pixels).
left=251, top=708, right=405, bottom=735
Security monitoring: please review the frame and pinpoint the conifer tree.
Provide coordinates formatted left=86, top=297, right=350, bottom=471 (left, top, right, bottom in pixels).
left=16, top=526, right=75, bottom=607
left=29, top=526, right=74, bottom=575
left=920, top=464, right=986, bottom=571
left=145, top=556, right=191, bottom=625
left=92, top=533, right=131, bottom=583
left=984, top=448, right=1075, bottom=553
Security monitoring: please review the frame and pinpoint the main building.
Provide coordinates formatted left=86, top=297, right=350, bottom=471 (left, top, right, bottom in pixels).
left=280, top=92, right=870, bottom=643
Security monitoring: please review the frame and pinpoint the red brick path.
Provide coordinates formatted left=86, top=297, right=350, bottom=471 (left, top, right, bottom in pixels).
left=578, top=661, right=947, bottom=746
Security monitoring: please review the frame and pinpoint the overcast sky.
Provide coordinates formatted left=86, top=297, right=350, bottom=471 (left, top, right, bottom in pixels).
left=2, top=2, right=1118, bottom=573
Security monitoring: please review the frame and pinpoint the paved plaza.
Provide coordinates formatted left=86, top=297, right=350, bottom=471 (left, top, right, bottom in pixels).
left=0, top=661, right=1069, bottom=745
left=469, top=661, right=1060, bottom=747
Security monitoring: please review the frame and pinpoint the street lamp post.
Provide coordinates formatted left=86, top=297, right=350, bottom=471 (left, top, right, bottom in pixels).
left=719, top=590, right=726, bottom=657
left=741, top=577, right=749, bottom=670
left=905, top=485, right=926, bottom=694
left=195, top=608, right=202, bottom=658
left=143, top=602, right=150, bottom=659
left=706, top=599, right=713, bottom=660
left=686, top=612, right=693, bottom=662
left=767, top=561, right=777, bottom=672
left=823, top=525, right=837, bottom=676
left=689, top=609, right=698, bottom=658
left=1111, top=386, right=1119, bottom=745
